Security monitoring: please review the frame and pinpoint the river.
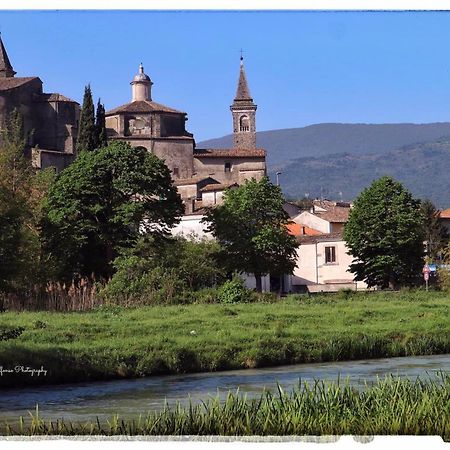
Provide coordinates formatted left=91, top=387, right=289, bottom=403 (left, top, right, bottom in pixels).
left=0, top=353, right=449, bottom=423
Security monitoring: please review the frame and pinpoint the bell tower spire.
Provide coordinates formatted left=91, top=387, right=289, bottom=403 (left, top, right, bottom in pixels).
left=0, top=34, right=16, bottom=78
left=230, top=54, right=257, bottom=149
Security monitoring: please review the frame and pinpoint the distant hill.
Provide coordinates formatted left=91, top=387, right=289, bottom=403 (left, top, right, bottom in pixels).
left=198, top=122, right=450, bottom=207
left=275, top=139, right=450, bottom=208
left=198, top=122, right=450, bottom=170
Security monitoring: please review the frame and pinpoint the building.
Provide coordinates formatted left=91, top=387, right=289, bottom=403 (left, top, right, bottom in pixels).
left=439, top=208, right=450, bottom=234
left=0, top=36, right=79, bottom=170
left=106, top=57, right=267, bottom=210
left=287, top=199, right=368, bottom=293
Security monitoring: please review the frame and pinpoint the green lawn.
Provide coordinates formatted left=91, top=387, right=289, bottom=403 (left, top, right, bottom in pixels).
left=0, top=290, right=449, bottom=387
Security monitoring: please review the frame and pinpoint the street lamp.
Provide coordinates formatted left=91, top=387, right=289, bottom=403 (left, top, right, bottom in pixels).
left=276, top=171, right=282, bottom=186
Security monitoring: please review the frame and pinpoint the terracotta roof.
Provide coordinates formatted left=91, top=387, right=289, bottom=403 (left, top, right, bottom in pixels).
left=200, top=182, right=238, bottom=192
left=315, top=206, right=350, bottom=223
left=37, top=93, right=78, bottom=103
left=194, top=148, right=266, bottom=158
left=297, top=232, right=344, bottom=244
left=0, top=76, right=40, bottom=91
left=286, top=223, right=323, bottom=237
left=440, top=208, right=450, bottom=219
left=106, top=100, right=185, bottom=115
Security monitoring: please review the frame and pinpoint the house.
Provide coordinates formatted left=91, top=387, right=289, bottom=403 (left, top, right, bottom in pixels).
left=439, top=208, right=450, bottom=234
left=287, top=199, right=367, bottom=293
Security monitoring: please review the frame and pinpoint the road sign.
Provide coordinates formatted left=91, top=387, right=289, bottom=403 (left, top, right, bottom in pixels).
left=422, top=264, right=430, bottom=274
left=424, top=272, right=429, bottom=281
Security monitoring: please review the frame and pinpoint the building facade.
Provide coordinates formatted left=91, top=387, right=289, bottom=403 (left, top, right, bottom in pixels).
left=0, top=36, right=80, bottom=170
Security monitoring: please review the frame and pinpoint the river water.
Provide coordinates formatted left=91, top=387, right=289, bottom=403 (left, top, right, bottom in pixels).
left=0, top=353, right=449, bottom=423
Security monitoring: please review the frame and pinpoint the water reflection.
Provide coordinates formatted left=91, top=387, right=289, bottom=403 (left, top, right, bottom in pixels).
left=0, top=353, right=448, bottom=423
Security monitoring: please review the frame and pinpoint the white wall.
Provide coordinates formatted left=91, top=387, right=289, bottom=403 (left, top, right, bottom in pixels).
left=292, top=211, right=331, bottom=234
left=171, top=214, right=213, bottom=239
left=292, top=239, right=367, bottom=291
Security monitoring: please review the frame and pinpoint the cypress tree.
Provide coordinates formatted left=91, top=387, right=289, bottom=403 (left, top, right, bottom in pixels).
left=76, top=85, right=97, bottom=153
left=95, top=99, right=108, bottom=149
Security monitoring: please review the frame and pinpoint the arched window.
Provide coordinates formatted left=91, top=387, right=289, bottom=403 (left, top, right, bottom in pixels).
left=239, top=115, right=250, bottom=132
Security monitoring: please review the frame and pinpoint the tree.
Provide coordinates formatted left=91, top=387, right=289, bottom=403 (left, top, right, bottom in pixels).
left=95, top=99, right=108, bottom=148
left=202, top=176, right=299, bottom=292
left=42, top=142, right=183, bottom=279
left=420, top=199, right=449, bottom=261
left=76, top=85, right=97, bottom=153
left=343, top=176, right=425, bottom=289
left=0, top=108, right=32, bottom=195
left=0, top=109, right=54, bottom=291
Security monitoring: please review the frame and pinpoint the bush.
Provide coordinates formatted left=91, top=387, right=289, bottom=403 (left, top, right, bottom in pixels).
left=437, top=268, right=450, bottom=291
left=218, top=276, right=252, bottom=303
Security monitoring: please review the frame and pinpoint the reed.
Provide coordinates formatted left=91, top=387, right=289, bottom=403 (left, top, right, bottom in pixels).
left=1, top=375, right=449, bottom=437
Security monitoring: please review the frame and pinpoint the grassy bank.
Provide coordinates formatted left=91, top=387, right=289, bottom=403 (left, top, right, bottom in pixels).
left=0, top=290, right=449, bottom=387
left=2, top=376, right=450, bottom=437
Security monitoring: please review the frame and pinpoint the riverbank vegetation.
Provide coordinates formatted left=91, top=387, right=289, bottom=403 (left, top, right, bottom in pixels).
left=0, top=290, right=449, bottom=387
left=2, top=375, right=449, bottom=437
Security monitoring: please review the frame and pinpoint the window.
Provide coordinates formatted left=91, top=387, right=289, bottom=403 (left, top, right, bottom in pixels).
left=173, top=167, right=179, bottom=177
left=239, top=115, right=250, bottom=132
left=325, top=246, right=336, bottom=264
left=224, top=162, right=231, bottom=173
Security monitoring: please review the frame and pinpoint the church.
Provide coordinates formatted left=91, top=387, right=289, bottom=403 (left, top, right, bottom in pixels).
left=0, top=34, right=266, bottom=212
left=0, top=36, right=79, bottom=170
left=105, top=58, right=267, bottom=212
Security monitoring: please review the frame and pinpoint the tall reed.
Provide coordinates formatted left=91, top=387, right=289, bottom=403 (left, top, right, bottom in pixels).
left=2, top=375, right=449, bottom=437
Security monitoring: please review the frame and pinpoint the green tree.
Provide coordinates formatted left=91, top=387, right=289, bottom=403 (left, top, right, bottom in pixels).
left=76, top=85, right=97, bottom=153
left=0, top=109, right=54, bottom=291
left=42, top=142, right=183, bottom=279
left=202, top=177, right=299, bottom=292
left=343, top=176, right=425, bottom=289
left=420, top=199, right=449, bottom=261
left=0, top=108, right=32, bottom=195
left=95, top=99, right=108, bottom=148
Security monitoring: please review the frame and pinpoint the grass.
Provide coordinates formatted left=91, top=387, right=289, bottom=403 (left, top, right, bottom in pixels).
left=1, top=375, right=449, bottom=437
left=0, top=289, right=449, bottom=387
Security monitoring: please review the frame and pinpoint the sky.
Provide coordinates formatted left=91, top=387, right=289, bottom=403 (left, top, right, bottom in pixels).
left=2, top=10, right=450, bottom=141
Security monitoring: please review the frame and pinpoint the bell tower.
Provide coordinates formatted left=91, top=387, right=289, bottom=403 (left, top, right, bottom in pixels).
left=230, top=56, right=257, bottom=149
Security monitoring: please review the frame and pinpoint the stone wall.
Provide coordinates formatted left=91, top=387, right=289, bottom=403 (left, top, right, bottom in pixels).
left=193, top=156, right=266, bottom=184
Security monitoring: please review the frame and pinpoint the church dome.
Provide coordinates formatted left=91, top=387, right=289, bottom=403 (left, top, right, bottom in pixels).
left=132, top=63, right=151, bottom=83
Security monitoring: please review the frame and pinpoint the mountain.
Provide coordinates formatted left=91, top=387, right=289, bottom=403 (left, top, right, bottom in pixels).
left=198, top=123, right=450, bottom=207
left=275, top=139, right=450, bottom=208
left=198, top=122, right=450, bottom=170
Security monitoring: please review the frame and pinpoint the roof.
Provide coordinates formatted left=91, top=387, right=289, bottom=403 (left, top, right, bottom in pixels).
left=174, top=176, right=219, bottom=187
left=106, top=100, right=185, bottom=115
left=234, top=58, right=253, bottom=102
left=36, top=93, right=78, bottom=103
left=0, top=76, right=40, bottom=91
left=0, top=36, right=16, bottom=77
left=315, top=207, right=350, bottom=223
left=286, top=223, right=323, bottom=237
left=440, top=208, right=450, bottom=219
left=194, top=148, right=266, bottom=158
left=297, top=232, right=344, bottom=244
left=200, top=182, right=238, bottom=192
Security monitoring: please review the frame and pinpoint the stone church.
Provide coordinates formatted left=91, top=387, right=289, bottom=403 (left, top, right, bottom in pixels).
left=0, top=34, right=266, bottom=211
left=0, top=36, right=79, bottom=170
left=105, top=58, right=266, bottom=211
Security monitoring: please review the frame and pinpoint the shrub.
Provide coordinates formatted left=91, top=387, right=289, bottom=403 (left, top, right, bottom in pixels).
left=437, top=268, right=450, bottom=292
left=218, top=276, right=252, bottom=303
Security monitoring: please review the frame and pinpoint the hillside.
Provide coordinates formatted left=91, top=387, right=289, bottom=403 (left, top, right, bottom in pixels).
left=199, top=122, right=450, bottom=206
left=198, top=122, right=450, bottom=170
left=275, top=139, right=450, bottom=208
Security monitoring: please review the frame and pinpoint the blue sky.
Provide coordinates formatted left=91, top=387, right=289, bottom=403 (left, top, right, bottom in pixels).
left=2, top=10, right=450, bottom=141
